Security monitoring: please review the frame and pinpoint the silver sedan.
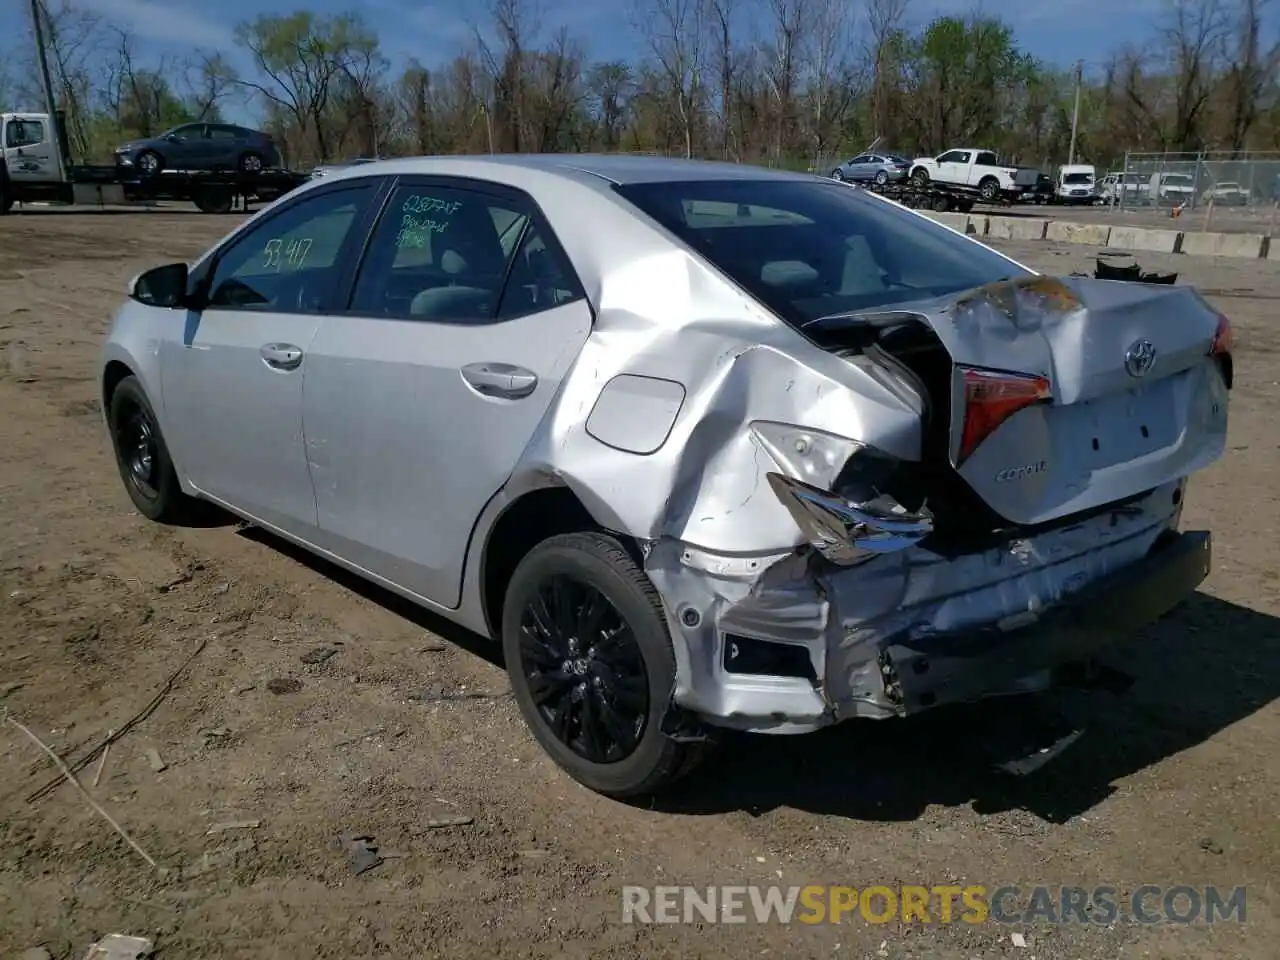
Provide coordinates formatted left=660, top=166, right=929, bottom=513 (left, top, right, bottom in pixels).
left=100, top=155, right=1231, bottom=797
left=830, top=152, right=911, bottom=184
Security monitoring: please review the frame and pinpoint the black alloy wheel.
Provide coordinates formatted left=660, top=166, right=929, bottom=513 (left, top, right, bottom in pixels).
left=517, top=574, right=649, bottom=763
left=502, top=532, right=708, bottom=798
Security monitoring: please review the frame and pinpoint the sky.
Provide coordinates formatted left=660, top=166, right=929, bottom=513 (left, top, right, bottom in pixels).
left=4, top=0, right=1177, bottom=122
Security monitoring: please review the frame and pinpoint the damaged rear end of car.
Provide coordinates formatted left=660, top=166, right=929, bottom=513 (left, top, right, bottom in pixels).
left=605, top=184, right=1231, bottom=737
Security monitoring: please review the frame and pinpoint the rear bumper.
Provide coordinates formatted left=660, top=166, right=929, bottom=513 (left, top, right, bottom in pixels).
left=882, top=530, right=1210, bottom=713
left=650, top=507, right=1208, bottom=734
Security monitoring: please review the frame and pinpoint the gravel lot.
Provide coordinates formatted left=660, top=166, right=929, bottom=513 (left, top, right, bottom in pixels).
left=0, top=211, right=1276, bottom=959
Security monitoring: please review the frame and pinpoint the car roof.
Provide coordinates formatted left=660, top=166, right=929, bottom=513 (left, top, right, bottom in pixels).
left=316, top=153, right=817, bottom=187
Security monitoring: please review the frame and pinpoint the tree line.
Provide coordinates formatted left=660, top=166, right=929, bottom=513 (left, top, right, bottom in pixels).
left=1, top=0, right=1277, bottom=171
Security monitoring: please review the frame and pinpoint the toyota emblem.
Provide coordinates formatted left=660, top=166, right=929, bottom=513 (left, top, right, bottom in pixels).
left=1124, top=339, right=1156, bottom=378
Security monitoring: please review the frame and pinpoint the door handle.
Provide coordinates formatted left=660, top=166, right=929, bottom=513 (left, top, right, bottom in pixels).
left=260, top=342, right=303, bottom=370
left=461, top=362, right=538, bottom=399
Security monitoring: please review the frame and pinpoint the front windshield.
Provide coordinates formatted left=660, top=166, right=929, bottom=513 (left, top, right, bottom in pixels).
left=612, top=178, right=1030, bottom=328
left=1063, top=173, right=1093, bottom=184
left=1163, top=175, right=1193, bottom=186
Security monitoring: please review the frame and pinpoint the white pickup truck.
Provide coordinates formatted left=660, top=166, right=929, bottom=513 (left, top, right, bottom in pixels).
left=908, top=148, right=1041, bottom=202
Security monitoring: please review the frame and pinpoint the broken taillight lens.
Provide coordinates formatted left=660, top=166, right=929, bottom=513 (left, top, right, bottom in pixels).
left=1210, top=313, right=1233, bottom=356
left=957, top=366, right=1052, bottom=465
left=1210, top=313, right=1233, bottom=389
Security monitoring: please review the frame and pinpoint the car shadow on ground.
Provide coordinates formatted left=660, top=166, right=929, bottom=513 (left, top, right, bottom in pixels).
left=229, top=520, right=1278, bottom=824
left=658, top=592, right=1278, bottom=824
left=234, top=525, right=503, bottom=668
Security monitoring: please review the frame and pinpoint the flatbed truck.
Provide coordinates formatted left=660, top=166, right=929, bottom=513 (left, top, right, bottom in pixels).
left=1, top=110, right=309, bottom=215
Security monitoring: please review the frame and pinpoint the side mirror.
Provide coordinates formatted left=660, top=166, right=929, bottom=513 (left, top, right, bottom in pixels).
left=165, top=133, right=182, bottom=143
left=129, top=262, right=190, bottom=309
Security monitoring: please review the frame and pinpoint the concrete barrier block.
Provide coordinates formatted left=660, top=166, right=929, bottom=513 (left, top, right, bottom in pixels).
left=986, top=216, right=1049, bottom=241
left=1107, top=226, right=1182, bottom=254
left=967, top=215, right=989, bottom=236
left=1046, top=221, right=1111, bottom=246
left=921, top=211, right=969, bottom=232
left=1179, top=231, right=1266, bottom=259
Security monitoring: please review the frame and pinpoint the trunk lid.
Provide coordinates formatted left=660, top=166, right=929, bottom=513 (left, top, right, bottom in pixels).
left=812, top=276, right=1230, bottom=534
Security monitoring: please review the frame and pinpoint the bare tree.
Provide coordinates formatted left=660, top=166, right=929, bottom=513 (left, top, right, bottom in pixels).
left=632, top=0, right=706, bottom=158
left=805, top=0, right=857, bottom=165
left=1222, top=0, right=1278, bottom=152
left=761, top=0, right=809, bottom=164
left=866, top=0, right=910, bottom=141
left=705, top=0, right=738, bottom=159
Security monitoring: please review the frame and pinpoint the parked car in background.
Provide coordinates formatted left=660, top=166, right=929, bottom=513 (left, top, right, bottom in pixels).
left=1097, top=171, right=1147, bottom=205
left=100, top=155, right=1231, bottom=799
left=1200, top=182, right=1250, bottom=206
left=1054, top=164, right=1097, bottom=204
left=115, top=123, right=281, bottom=179
left=909, top=148, right=1040, bottom=202
left=829, top=152, right=910, bottom=184
left=1148, top=172, right=1195, bottom=206
left=309, top=156, right=382, bottom=180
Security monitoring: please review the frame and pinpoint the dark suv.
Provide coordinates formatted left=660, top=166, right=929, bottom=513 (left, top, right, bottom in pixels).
left=114, top=123, right=282, bottom=178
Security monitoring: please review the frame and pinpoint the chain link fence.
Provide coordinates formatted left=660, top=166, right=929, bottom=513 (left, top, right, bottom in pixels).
left=1115, top=150, right=1280, bottom=212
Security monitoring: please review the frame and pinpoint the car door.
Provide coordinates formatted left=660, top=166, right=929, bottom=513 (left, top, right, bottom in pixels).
left=2, top=115, right=55, bottom=183
left=164, top=124, right=205, bottom=167
left=847, top=155, right=873, bottom=180
left=205, top=125, right=241, bottom=167
left=159, top=179, right=384, bottom=537
left=301, top=176, right=594, bottom=608
left=933, top=150, right=961, bottom=183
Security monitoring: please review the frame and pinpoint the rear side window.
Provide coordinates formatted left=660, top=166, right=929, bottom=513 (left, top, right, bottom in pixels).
left=613, top=178, right=1028, bottom=328
left=347, top=183, right=582, bottom=323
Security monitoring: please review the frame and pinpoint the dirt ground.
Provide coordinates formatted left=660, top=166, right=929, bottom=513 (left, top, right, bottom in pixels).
left=0, top=210, right=1277, bottom=960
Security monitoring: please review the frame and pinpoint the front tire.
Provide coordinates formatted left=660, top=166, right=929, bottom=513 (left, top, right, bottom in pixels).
left=238, top=151, right=264, bottom=174
left=911, top=167, right=930, bottom=186
left=831, top=169, right=845, bottom=181
left=136, top=150, right=163, bottom=179
left=107, top=375, right=203, bottom=524
left=502, top=532, right=706, bottom=798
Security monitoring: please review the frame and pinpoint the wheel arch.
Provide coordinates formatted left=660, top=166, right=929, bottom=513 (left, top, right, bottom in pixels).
left=477, top=482, right=644, bottom=640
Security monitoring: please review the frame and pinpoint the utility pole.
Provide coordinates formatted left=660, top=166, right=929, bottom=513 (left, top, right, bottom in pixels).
left=28, top=0, right=67, bottom=181
left=1067, top=59, right=1083, bottom=166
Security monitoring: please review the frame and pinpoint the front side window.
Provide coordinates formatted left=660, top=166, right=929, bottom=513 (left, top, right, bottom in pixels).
left=5, top=119, right=45, bottom=148
left=205, top=184, right=375, bottom=312
left=614, top=178, right=1028, bottom=329
left=348, top=183, right=582, bottom=323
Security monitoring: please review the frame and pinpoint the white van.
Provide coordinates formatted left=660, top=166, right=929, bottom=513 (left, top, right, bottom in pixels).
left=1055, top=164, right=1097, bottom=204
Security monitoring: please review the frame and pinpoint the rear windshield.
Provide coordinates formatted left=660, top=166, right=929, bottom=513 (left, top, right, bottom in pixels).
left=612, top=179, right=1028, bottom=327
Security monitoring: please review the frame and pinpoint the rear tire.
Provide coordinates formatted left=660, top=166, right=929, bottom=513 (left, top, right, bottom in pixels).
left=238, top=151, right=264, bottom=174
left=979, top=177, right=1000, bottom=202
left=502, top=532, right=707, bottom=798
left=875, top=170, right=889, bottom=185
left=107, top=375, right=204, bottom=524
left=194, top=186, right=235, bottom=214
left=0, top=178, right=11, bottom=214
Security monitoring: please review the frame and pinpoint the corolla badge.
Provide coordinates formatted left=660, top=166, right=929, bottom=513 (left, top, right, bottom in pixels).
left=1124, top=339, right=1157, bottom=378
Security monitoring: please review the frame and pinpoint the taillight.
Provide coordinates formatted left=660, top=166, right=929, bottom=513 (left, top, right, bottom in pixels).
left=1210, top=313, right=1233, bottom=389
left=1210, top=313, right=1232, bottom=356
left=957, top=366, right=1052, bottom=465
